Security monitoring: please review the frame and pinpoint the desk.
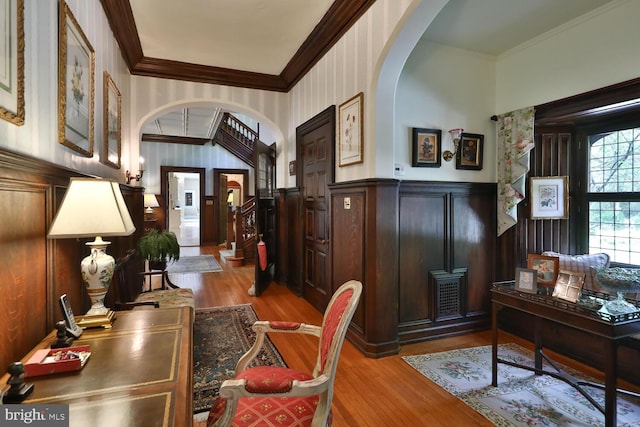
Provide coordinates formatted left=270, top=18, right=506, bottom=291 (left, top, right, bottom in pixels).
left=491, top=283, right=640, bottom=427
left=2, top=307, right=193, bottom=427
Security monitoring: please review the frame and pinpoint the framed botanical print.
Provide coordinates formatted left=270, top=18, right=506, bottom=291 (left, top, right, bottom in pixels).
left=58, top=1, right=95, bottom=157
left=456, top=133, right=483, bottom=170
left=530, top=176, right=569, bottom=219
left=102, top=71, right=121, bottom=169
left=338, top=92, right=363, bottom=167
left=0, top=0, right=25, bottom=126
left=412, top=128, right=441, bottom=167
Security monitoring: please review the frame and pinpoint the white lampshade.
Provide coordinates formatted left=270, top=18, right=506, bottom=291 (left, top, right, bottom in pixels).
left=48, top=178, right=135, bottom=322
left=49, top=178, right=135, bottom=238
left=144, top=193, right=160, bottom=209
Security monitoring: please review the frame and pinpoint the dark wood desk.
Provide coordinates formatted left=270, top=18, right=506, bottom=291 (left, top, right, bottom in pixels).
left=2, top=307, right=193, bottom=427
left=491, top=283, right=640, bottom=427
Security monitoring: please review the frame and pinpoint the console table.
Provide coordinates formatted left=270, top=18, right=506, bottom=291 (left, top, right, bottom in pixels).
left=491, top=283, right=640, bottom=427
left=1, top=307, right=194, bottom=427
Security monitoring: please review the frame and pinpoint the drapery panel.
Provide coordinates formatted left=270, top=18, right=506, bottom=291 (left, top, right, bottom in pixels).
left=496, top=107, right=535, bottom=236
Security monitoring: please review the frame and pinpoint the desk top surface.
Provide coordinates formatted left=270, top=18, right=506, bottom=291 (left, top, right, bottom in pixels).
left=3, top=307, right=193, bottom=427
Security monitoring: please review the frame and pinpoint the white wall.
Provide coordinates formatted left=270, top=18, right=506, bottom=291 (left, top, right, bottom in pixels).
left=0, top=0, right=131, bottom=181
left=396, top=41, right=496, bottom=182
left=496, top=0, right=640, bottom=114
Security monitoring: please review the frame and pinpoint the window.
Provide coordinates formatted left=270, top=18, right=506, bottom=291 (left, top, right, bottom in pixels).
left=585, top=126, right=640, bottom=265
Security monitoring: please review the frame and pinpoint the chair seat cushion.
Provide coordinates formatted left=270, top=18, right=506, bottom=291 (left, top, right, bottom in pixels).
left=207, top=366, right=331, bottom=427
left=135, top=288, right=195, bottom=310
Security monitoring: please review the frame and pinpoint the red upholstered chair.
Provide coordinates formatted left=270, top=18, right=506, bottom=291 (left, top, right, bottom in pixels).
left=207, top=280, right=362, bottom=427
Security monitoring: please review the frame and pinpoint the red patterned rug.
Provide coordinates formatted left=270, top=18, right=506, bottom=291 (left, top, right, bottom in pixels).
left=192, top=304, right=286, bottom=415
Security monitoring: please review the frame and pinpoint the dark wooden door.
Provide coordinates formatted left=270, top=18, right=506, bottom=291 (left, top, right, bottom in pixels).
left=296, top=106, right=335, bottom=312
left=219, top=174, right=228, bottom=245
left=253, top=141, right=277, bottom=296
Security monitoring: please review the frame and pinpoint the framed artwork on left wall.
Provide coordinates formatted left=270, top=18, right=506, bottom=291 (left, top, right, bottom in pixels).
left=58, top=0, right=95, bottom=157
left=0, top=0, right=25, bottom=126
left=102, top=71, right=121, bottom=169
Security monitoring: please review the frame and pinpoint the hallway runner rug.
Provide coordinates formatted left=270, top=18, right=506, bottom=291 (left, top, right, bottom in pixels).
left=192, top=304, right=287, bottom=415
left=166, top=255, right=222, bottom=274
left=402, top=343, right=640, bottom=426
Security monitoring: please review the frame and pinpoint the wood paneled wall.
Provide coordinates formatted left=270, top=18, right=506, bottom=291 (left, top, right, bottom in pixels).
left=0, top=147, right=144, bottom=372
left=278, top=179, right=497, bottom=358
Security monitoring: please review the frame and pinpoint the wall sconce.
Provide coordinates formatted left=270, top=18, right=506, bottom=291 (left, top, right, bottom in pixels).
left=443, top=128, right=463, bottom=162
left=126, top=157, right=144, bottom=184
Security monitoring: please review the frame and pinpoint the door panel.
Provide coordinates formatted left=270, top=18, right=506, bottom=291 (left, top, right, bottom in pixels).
left=296, top=106, right=335, bottom=313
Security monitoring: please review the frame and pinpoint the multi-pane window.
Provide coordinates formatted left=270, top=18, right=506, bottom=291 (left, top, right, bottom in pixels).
left=587, top=128, right=640, bottom=265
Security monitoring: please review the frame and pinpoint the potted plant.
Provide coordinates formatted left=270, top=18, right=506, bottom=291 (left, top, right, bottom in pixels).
left=137, top=229, right=180, bottom=270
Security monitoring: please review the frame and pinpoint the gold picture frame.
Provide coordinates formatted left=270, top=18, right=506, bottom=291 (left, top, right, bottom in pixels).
left=0, top=0, right=25, bottom=126
left=552, top=270, right=585, bottom=303
left=338, top=92, right=363, bottom=167
left=530, top=176, right=569, bottom=219
left=58, top=1, right=95, bottom=157
left=102, top=71, right=121, bottom=169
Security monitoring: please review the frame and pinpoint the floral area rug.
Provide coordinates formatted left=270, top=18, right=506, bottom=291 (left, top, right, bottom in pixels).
left=402, top=343, right=640, bottom=426
left=193, top=304, right=286, bottom=415
left=167, top=255, right=222, bottom=274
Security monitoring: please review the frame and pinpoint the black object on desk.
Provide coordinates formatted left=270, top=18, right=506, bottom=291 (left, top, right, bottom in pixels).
left=2, top=362, right=34, bottom=403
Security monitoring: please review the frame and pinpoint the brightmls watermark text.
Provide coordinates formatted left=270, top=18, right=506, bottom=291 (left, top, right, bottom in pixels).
left=0, top=405, right=68, bottom=426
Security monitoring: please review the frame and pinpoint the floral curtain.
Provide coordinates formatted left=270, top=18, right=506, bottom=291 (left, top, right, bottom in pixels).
left=496, top=107, right=535, bottom=236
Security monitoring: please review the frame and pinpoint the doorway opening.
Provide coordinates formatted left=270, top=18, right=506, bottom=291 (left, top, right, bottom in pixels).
left=161, top=166, right=206, bottom=247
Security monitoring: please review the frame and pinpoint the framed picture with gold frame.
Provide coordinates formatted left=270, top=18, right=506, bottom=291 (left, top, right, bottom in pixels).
left=58, top=0, right=95, bottom=157
left=102, top=71, right=121, bottom=169
left=527, top=254, right=560, bottom=287
left=412, top=128, right=441, bottom=167
left=0, top=0, right=25, bottom=126
left=530, top=176, right=569, bottom=219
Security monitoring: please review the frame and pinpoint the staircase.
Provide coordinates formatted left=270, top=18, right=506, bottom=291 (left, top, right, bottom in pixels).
left=221, top=197, right=256, bottom=266
left=213, top=113, right=257, bottom=167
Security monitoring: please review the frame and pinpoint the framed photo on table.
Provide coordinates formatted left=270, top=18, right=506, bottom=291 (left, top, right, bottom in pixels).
left=456, top=133, right=483, bottom=170
left=515, top=268, right=537, bottom=294
left=412, top=128, right=441, bottom=167
left=530, top=176, right=569, bottom=219
left=552, top=270, right=585, bottom=303
left=338, top=92, right=363, bottom=166
left=58, top=0, right=95, bottom=157
left=527, top=254, right=560, bottom=287
left=102, top=71, right=121, bottom=169
left=0, top=0, right=25, bottom=126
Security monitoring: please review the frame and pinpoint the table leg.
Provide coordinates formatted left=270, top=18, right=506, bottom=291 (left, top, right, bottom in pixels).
left=604, top=340, right=618, bottom=427
left=492, top=301, right=498, bottom=386
left=534, top=316, right=543, bottom=374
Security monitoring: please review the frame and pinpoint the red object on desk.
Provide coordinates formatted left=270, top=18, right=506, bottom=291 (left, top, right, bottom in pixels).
left=24, top=345, right=91, bottom=377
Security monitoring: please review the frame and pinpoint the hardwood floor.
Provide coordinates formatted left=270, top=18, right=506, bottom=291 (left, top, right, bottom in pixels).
left=177, top=244, right=615, bottom=426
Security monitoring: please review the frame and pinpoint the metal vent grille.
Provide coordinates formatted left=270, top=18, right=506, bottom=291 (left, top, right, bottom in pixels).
left=437, top=279, right=461, bottom=319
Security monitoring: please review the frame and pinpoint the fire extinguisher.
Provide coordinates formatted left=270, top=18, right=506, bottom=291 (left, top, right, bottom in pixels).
left=257, top=234, right=267, bottom=271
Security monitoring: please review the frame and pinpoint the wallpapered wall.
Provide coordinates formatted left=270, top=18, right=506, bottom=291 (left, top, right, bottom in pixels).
left=0, top=0, right=131, bottom=181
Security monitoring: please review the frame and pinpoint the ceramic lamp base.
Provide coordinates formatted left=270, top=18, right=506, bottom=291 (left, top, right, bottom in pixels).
left=80, top=237, right=115, bottom=322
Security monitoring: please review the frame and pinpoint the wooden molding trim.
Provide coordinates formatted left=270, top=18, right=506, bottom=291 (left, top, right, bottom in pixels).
left=141, top=133, right=210, bottom=146
left=100, top=0, right=376, bottom=92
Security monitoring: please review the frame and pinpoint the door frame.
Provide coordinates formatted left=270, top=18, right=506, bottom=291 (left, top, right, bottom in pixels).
left=213, top=168, right=249, bottom=243
left=160, top=166, right=206, bottom=246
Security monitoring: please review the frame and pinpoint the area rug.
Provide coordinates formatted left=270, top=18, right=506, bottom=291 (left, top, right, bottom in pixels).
left=192, top=304, right=287, bottom=415
left=167, top=255, right=222, bottom=274
left=402, top=344, right=640, bottom=426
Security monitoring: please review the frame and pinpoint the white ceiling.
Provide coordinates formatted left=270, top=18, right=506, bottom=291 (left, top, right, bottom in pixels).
left=137, top=0, right=614, bottom=140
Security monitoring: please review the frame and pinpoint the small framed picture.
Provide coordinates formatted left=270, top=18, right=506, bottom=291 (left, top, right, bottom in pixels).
left=527, top=254, right=560, bottom=287
left=515, top=268, right=537, bottom=293
left=412, top=128, right=441, bottom=167
left=456, top=133, right=483, bottom=170
left=552, top=270, right=585, bottom=303
left=530, top=176, right=569, bottom=219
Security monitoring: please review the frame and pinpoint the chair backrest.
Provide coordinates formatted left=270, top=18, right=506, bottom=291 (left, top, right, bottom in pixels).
left=114, top=249, right=145, bottom=303
left=311, top=280, right=362, bottom=424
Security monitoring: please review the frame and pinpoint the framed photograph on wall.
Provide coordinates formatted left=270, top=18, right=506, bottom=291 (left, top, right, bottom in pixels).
left=530, top=176, right=569, bottom=219
left=0, top=0, right=25, bottom=126
left=58, top=0, right=95, bottom=157
left=515, top=268, right=537, bottom=294
left=552, top=270, right=585, bottom=303
left=456, top=133, right=484, bottom=170
left=411, top=128, right=441, bottom=167
left=527, top=254, right=560, bottom=287
left=102, top=71, right=121, bottom=169
left=338, top=92, right=363, bottom=167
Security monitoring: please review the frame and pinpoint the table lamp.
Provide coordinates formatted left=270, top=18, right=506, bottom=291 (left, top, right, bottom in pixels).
left=48, top=178, right=135, bottom=326
left=144, top=193, right=160, bottom=220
